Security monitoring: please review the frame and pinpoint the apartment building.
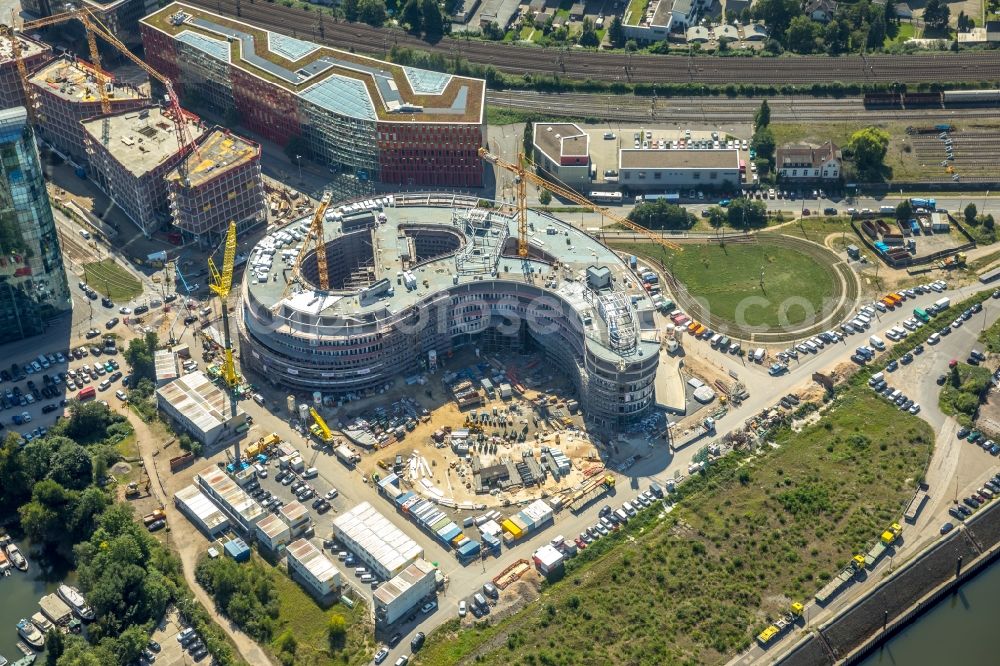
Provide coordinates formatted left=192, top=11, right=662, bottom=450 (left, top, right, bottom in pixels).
left=82, top=106, right=205, bottom=236
left=28, top=55, right=148, bottom=163
left=776, top=142, right=843, bottom=182
left=166, top=128, right=265, bottom=246
left=21, top=0, right=154, bottom=47
left=140, top=3, right=486, bottom=187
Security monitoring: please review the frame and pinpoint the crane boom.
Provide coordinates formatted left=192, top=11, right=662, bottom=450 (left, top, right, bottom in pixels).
left=478, top=147, right=681, bottom=253
left=208, top=222, right=238, bottom=388
left=283, top=191, right=333, bottom=299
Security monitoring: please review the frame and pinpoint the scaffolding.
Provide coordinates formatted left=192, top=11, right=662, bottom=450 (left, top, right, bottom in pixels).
left=453, top=207, right=509, bottom=276
left=593, top=288, right=638, bottom=356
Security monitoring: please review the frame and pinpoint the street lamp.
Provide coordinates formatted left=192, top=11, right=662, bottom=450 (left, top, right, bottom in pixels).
left=295, top=154, right=303, bottom=184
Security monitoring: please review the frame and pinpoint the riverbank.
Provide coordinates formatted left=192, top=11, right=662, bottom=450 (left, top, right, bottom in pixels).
left=780, top=496, right=1000, bottom=665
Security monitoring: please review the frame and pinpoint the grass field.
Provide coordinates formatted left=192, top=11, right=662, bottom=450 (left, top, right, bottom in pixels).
left=415, top=388, right=933, bottom=665
left=612, top=241, right=839, bottom=328
left=270, top=566, right=375, bottom=666
left=82, top=259, right=143, bottom=301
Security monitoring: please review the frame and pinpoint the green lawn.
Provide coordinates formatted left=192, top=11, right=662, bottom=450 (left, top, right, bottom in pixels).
left=270, top=564, right=375, bottom=666
left=612, top=241, right=839, bottom=328
left=886, top=22, right=916, bottom=46
left=624, top=0, right=649, bottom=24
left=981, top=315, right=1000, bottom=353
left=416, top=388, right=933, bottom=665
left=83, top=259, right=143, bottom=301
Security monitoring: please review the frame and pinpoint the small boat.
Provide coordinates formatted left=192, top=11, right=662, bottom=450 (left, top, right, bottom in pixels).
left=0, top=551, right=10, bottom=576
left=5, top=545, right=27, bottom=572
left=16, top=620, right=44, bottom=650
left=29, top=613, right=51, bottom=636
left=1, top=652, right=9, bottom=666
left=11, top=655, right=35, bottom=666
left=57, top=585, right=95, bottom=621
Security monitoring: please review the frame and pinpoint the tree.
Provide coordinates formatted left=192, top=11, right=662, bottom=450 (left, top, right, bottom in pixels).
left=627, top=200, right=695, bottom=230
left=965, top=203, right=978, bottom=224
left=755, top=100, right=771, bottom=129
left=420, top=0, right=443, bottom=35
left=46, top=628, right=64, bottom=666
left=727, top=198, right=768, bottom=228
left=867, top=15, right=886, bottom=49
left=985, top=214, right=996, bottom=232
left=608, top=15, right=625, bottom=48
left=342, top=0, right=359, bottom=21
left=847, top=127, right=890, bottom=179
left=578, top=17, right=600, bottom=47
left=59, top=401, right=119, bottom=445
left=923, top=0, right=950, bottom=31
left=957, top=11, right=975, bottom=32
left=706, top=206, right=728, bottom=229
left=538, top=189, right=552, bottom=205
left=401, top=0, right=422, bottom=31
left=328, top=614, right=347, bottom=649
left=895, top=199, right=913, bottom=222
left=49, top=440, right=93, bottom=490
left=124, top=331, right=158, bottom=384
left=753, top=0, right=803, bottom=39
left=785, top=15, right=822, bottom=54
left=823, top=20, right=849, bottom=54
left=751, top=126, right=776, bottom=165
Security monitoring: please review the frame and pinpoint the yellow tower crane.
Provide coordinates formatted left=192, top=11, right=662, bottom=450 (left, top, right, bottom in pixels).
left=282, top=190, right=333, bottom=300
left=208, top=221, right=239, bottom=388
left=478, top=147, right=682, bottom=253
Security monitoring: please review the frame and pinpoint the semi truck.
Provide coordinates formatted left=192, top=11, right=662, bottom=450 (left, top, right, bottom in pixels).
left=335, top=444, right=361, bottom=467
left=756, top=602, right=804, bottom=647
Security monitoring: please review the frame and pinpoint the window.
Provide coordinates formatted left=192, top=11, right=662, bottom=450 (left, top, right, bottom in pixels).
left=654, top=172, right=661, bottom=180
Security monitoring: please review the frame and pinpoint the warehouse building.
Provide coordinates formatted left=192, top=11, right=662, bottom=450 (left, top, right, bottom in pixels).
left=287, top=538, right=341, bottom=602
left=28, top=56, right=148, bottom=163
left=373, top=558, right=436, bottom=626
left=532, top=123, right=591, bottom=189
left=140, top=3, right=486, bottom=187
left=332, top=502, right=424, bottom=580
left=82, top=106, right=206, bottom=236
left=166, top=128, right=265, bottom=247
left=195, top=464, right=266, bottom=534
left=618, top=148, right=741, bottom=190
left=278, top=500, right=311, bottom=537
left=174, top=484, right=229, bottom=537
left=156, top=370, right=247, bottom=446
left=238, top=199, right=661, bottom=428
left=255, top=513, right=291, bottom=555
left=0, top=34, right=52, bottom=112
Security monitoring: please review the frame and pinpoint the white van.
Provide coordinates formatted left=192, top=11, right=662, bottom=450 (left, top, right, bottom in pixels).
left=254, top=463, right=267, bottom=478
left=303, top=467, right=318, bottom=479
left=869, top=335, right=885, bottom=350
left=753, top=348, right=766, bottom=363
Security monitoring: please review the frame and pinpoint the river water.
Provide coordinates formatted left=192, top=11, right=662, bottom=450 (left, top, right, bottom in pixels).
left=860, top=558, right=1000, bottom=665
left=0, top=538, right=75, bottom=663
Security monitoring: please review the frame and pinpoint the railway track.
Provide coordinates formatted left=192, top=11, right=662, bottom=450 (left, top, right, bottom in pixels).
left=188, top=0, right=1000, bottom=84
left=486, top=90, right=1000, bottom=122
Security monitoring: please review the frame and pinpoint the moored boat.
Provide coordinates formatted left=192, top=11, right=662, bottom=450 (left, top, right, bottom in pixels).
left=57, top=585, right=95, bottom=621
left=5, top=545, right=27, bottom=572
left=29, top=613, right=51, bottom=636
left=0, top=550, right=10, bottom=576
left=15, top=619, right=44, bottom=650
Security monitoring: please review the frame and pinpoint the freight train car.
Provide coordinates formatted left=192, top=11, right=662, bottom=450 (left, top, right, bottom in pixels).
left=863, top=92, right=903, bottom=109
left=902, top=91, right=944, bottom=108
left=943, top=89, right=1000, bottom=106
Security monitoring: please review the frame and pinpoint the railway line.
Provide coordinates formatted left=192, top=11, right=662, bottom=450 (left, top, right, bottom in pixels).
left=486, top=90, right=1000, bottom=122
left=188, top=0, right=1000, bottom=84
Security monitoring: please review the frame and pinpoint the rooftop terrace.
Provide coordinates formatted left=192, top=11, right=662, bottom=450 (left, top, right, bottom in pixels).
left=143, top=3, right=484, bottom=124
left=0, top=33, right=50, bottom=64
left=166, top=128, right=258, bottom=187
left=81, top=106, right=205, bottom=178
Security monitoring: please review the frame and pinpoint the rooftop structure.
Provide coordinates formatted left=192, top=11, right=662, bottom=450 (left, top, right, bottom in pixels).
left=618, top=148, right=741, bottom=191
left=0, top=33, right=52, bottom=111
left=195, top=464, right=266, bottom=532
left=619, top=148, right=740, bottom=170
left=174, top=483, right=229, bottom=536
left=255, top=513, right=291, bottom=552
left=28, top=55, right=148, bottom=161
left=38, top=593, right=73, bottom=625
left=532, top=122, right=591, bottom=189
left=82, top=106, right=205, bottom=236
left=238, top=194, right=661, bottom=427
left=154, top=348, right=180, bottom=385
left=166, top=128, right=265, bottom=245
left=141, top=3, right=486, bottom=187
left=287, top=538, right=341, bottom=599
left=373, top=558, right=436, bottom=626
left=279, top=500, right=310, bottom=535
left=776, top=142, right=842, bottom=181
left=332, top=501, right=424, bottom=580
left=156, top=370, right=246, bottom=446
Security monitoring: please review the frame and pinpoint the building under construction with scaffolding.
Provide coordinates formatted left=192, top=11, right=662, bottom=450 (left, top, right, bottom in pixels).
left=238, top=195, right=661, bottom=428
left=28, top=55, right=148, bottom=163
left=82, top=105, right=205, bottom=236
left=166, top=129, right=265, bottom=246
left=0, top=33, right=51, bottom=112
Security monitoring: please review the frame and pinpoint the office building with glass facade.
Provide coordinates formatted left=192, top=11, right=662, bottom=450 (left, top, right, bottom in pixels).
left=0, top=106, right=71, bottom=343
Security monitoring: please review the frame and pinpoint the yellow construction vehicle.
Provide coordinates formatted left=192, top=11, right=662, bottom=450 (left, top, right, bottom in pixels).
left=208, top=222, right=238, bottom=388
left=478, top=148, right=681, bottom=256
left=309, top=407, right=334, bottom=446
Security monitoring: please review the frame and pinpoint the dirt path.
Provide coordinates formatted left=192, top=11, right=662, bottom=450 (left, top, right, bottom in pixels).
left=125, top=410, right=274, bottom=666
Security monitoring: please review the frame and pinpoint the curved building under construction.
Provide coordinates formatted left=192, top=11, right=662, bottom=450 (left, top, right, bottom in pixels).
left=238, top=194, right=660, bottom=427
